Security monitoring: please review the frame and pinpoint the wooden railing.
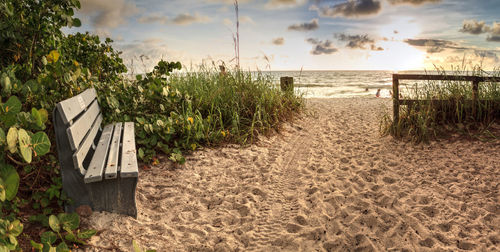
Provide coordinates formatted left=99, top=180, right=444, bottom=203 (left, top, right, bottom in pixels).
left=392, top=74, right=500, bottom=122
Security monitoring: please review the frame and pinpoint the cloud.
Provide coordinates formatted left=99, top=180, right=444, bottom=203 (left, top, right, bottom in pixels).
left=288, top=19, right=319, bottom=31
left=79, top=0, right=139, bottom=29
left=272, top=37, right=285, bottom=45
left=487, top=36, right=500, bottom=42
left=240, top=16, right=256, bottom=24
left=459, top=20, right=500, bottom=43
left=459, top=20, right=488, bottom=35
left=335, top=33, right=383, bottom=50
left=474, top=50, right=499, bottom=62
left=314, top=0, right=381, bottom=18
left=387, top=0, right=441, bottom=5
left=172, top=13, right=212, bottom=25
left=138, top=14, right=168, bottom=24
left=404, top=38, right=465, bottom=53
left=487, top=22, right=500, bottom=42
left=306, top=38, right=338, bottom=55
left=265, top=0, right=306, bottom=9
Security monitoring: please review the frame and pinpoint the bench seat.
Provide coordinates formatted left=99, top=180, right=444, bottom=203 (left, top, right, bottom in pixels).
left=53, top=88, right=139, bottom=218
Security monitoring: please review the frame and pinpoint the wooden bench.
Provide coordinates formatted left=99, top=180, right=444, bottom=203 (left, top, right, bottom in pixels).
left=53, top=88, right=139, bottom=218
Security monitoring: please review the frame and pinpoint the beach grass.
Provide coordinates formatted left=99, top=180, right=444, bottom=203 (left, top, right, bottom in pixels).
left=169, top=66, right=304, bottom=145
left=380, top=66, right=500, bottom=142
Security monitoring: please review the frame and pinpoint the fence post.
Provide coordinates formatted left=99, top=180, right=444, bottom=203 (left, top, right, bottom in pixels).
left=472, top=77, right=479, bottom=119
left=280, top=77, right=294, bottom=92
left=392, top=74, right=400, bottom=123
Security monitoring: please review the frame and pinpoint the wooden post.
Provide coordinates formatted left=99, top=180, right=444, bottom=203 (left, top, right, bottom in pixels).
left=392, top=74, right=400, bottom=123
left=280, top=77, right=294, bottom=92
left=472, top=78, right=479, bottom=119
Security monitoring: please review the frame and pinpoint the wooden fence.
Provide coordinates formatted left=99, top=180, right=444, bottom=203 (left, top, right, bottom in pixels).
left=392, top=74, right=500, bottom=122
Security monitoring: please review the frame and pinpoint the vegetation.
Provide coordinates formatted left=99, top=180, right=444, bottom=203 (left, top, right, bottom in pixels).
left=381, top=66, right=500, bottom=142
left=0, top=0, right=303, bottom=250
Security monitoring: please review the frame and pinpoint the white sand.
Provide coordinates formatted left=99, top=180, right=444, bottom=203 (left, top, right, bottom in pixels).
left=83, top=98, right=499, bottom=251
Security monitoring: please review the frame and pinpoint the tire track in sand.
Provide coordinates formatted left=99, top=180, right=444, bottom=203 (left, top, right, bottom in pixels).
left=246, top=102, right=329, bottom=251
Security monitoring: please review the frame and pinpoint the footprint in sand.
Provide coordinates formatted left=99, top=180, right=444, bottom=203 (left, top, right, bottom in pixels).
left=294, top=215, right=308, bottom=226
left=382, top=177, right=397, bottom=184
left=285, top=223, right=302, bottom=233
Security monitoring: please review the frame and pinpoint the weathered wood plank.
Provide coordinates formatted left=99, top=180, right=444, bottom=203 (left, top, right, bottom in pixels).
left=394, top=74, right=500, bottom=82
left=66, top=100, right=100, bottom=151
left=56, top=88, right=97, bottom=125
left=84, top=124, right=114, bottom=183
left=120, top=122, right=138, bottom=178
left=399, top=99, right=499, bottom=106
left=105, top=123, right=122, bottom=180
left=72, top=114, right=102, bottom=175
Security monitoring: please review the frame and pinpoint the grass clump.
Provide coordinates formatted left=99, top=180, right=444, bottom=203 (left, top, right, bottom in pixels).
left=97, top=62, right=304, bottom=163
left=381, top=66, right=500, bottom=142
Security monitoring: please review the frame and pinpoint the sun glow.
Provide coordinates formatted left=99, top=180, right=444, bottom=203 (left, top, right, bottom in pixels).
left=374, top=18, right=426, bottom=70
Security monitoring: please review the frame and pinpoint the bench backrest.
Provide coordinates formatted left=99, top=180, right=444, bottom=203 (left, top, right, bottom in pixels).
left=55, top=88, right=103, bottom=175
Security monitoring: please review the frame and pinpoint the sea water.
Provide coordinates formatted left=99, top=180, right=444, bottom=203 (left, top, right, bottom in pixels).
left=267, top=70, right=427, bottom=98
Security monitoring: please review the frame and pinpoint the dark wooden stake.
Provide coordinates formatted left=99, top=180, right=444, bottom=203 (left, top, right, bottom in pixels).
left=392, top=74, right=400, bottom=123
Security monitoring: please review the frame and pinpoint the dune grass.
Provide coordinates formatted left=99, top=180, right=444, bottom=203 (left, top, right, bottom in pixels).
left=169, top=66, right=304, bottom=145
left=380, top=66, right=500, bottom=142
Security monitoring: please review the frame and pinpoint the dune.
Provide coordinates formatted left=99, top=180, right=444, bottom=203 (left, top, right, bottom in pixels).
left=82, top=98, right=499, bottom=251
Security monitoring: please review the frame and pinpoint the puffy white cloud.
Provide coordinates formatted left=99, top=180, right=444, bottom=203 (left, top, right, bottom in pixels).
left=79, top=0, right=139, bottom=29
left=172, top=13, right=212, bottom=25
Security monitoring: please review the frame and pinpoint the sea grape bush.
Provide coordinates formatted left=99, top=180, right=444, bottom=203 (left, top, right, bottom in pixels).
left=30, top=213, right=96, bottom=251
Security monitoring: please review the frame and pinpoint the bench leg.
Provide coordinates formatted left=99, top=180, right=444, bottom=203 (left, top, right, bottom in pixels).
left=87, top=177, right=138, bottom=218
left=61, top=168, right=92, bottom=213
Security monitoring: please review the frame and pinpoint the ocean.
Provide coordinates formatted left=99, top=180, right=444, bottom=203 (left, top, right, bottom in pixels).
left=267, top=70, right=421, bottom=98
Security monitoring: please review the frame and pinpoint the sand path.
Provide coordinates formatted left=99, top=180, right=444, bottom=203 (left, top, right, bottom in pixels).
left=84, top=98, right=499, bottom=251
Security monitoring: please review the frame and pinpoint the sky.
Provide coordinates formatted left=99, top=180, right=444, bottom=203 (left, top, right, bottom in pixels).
left=70, top=0, right=500, bottom=72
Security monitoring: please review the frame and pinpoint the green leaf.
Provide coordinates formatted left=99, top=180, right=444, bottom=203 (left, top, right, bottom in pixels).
left=8, top=219, right=23, bottom=236
left=32, top=132, right=51, bottom=156
left=0, top=128, right=5, bottom=145
left=0, top=245, right=9, bottom=252
left=0, top=163, right=20, bottom=201
left=56, top=242, right=69, bottom=252
left=7, top=127, right=18, bottom=154
left=73, top=18, right=81, bottom=27
left=2, top=76, right=12, bottom=95
left=58, top=212, right=79, bottom=231
left=39, top=108, right=49, bottom=123
left=64, top=232, right=77, bottom=243
left=40, top=197, right=49, bottom=208
left=3, top=96, right=21, bottom=114
left=41, top=231, right=57, bottom=245
left=32, top=108, right=44, bottom=128
left=18, top=128, right=32, bottom=163
left=77, top=229, right=96, bottom=239
left=30, top=240, right=44, bottom=250
left=138, top=148, right=144, bottom=159
left=49, top=215, right=60, bottom=232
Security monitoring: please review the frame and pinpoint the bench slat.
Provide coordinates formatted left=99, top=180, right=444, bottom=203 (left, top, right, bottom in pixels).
left=120, top=122, right=139, bottom=178
left=84, top=124, right=114, bottom=183
left=72, top=114, right=103, bottom=175
left=105, top=122, right=122, bottom=179
left=66, top=100, right=100, bottom=151
left=56, top=88, right=97, bottom=125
